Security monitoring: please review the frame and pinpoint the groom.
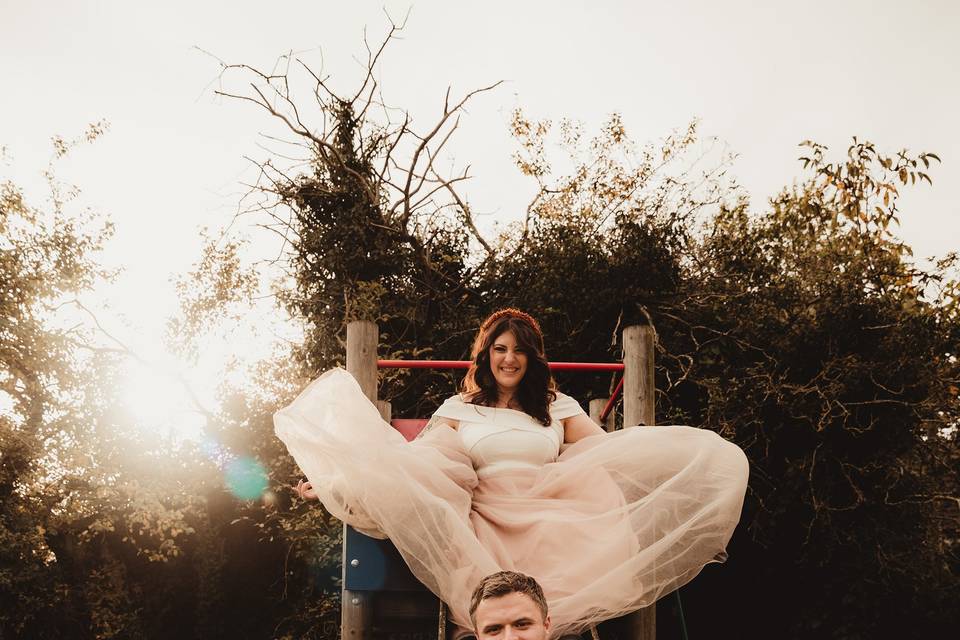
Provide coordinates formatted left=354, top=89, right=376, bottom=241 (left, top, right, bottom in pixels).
left=469, top=571, right=552, bottom=640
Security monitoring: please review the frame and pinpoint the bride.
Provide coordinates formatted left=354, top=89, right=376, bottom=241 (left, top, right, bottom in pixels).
left=276, top=308, right=749, bottom=637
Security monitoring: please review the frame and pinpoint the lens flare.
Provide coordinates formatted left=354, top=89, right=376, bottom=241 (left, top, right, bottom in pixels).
left=224, top=456, right=268, bottom=500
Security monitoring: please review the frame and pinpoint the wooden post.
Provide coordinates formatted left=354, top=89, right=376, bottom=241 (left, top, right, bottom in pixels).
left=589, top=398, right=615, bottom=432
left=343, top=321, right=379, bottom=640
left=347, top=320, right=379, bottom=401
left=623, top=325, right=655, bottom=428
left=342, top=591, right=374, bottom=640
left=376, top=400, right=392, bottom=423
left=623, top=324, right=657, bottom=640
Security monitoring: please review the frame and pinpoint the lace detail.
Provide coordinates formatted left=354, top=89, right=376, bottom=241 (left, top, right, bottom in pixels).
left=413, top=416, right=448, bottom=441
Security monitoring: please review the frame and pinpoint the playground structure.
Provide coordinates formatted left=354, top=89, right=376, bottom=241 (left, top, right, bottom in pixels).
left=341, top=320, right=661, bottom=640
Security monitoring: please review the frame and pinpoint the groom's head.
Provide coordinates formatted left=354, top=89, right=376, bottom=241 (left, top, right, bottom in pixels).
left=469, top=571, right=550, bottom=640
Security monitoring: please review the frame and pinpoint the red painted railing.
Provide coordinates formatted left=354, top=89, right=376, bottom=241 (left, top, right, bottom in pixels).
left=378, top=359, right=624, bottom=372
left=599, top=377, right=624, bottom=423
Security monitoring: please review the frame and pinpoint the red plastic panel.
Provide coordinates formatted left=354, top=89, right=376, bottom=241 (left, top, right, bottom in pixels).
left=390, top=418, right=429, bottom=442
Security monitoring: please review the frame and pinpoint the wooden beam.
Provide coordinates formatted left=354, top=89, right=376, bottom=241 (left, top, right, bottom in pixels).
left=623, top=325, right=655, bottom=428
left=623, top=324, right=657, bottom=640
left=343, top=321, right=380, bottom=640
left=347, top=320, right=379, bottom=401
left=589, top=398, right=615, bottom=432
left=341, top=591, right=374, bottom=640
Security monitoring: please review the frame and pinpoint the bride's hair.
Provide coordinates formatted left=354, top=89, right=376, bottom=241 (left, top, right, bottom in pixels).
left=462, top=309, right=557, bottom=426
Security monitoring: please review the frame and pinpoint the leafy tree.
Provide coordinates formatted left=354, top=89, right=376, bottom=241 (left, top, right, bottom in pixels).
left=1, top=124, right=119, bottom=635
left=208, top=28, right=958, bottom=637
left=672, top=141, right=959, bottom=638
left=7, top=26, right=953, bottom=640
left=487, top=120, right=959, bottom=636
left=1, top=128, right=228, bottom=638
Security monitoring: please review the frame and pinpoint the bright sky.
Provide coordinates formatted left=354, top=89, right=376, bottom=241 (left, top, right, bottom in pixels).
left=2, top=0, right=958, bottom=435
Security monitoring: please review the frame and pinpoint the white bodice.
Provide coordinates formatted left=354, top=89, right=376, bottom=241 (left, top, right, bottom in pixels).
left=432, top=392, right=585, bottom=478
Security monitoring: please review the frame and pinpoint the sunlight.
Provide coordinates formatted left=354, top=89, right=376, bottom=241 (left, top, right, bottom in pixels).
left=0, top=389, right=16, bottom=425
left=119, top=358, right=209, bottom=442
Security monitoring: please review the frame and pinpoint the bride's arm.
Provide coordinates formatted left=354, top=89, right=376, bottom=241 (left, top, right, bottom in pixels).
left=562, top=412, right=607, bottom=444
left=414, top=414, right=460, bottom=440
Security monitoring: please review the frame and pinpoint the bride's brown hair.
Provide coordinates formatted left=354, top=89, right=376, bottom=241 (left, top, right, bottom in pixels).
left=462, top=309, right=557, bottom=426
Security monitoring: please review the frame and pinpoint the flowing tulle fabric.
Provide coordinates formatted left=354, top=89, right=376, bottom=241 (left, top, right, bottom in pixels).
left=274, top=369, right=749, bottom=637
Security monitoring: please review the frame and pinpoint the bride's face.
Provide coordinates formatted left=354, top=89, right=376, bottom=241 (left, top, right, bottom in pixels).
left=489, top=330, right=528, bottom=393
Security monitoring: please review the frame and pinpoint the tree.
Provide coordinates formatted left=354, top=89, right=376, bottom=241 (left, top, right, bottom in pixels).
left=478, top=118, right=958, bottom=636
left=1, top=124, right=120, bottom=635
left=192, top=26, right=958, bottom=639
left=1, top=127, right=232, bottom=639
left=672, top=141, right=958, bottom=638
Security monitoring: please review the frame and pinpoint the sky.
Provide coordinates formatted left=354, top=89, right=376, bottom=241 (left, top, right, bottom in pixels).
left=2, top=0, right=958, bottom=433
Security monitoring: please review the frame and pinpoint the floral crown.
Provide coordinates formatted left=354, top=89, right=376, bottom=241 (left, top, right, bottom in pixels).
left=480, top=308, right=543, bottom=338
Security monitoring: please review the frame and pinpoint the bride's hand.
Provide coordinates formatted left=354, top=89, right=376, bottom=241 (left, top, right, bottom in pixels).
left=294, top=479, right=318, bottom=500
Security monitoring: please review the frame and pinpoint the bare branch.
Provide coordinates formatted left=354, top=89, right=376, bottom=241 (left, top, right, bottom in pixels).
left=398, top=81, right=503, bottom=226
left=429, top=166, right=495, bottom=255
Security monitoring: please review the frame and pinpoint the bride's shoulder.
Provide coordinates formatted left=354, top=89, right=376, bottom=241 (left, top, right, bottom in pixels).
left=549, top=389, right=586, bottom=419
left=431, top=392, right=477, bottom=428
left=440, top=392, right=471, bottom=406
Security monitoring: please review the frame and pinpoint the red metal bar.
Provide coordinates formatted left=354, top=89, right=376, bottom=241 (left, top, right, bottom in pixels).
left=379, top=359, right=625, bottom=425
left=377, top=359, right=624, bottom=372
left=378, top=359, right=470, bottom=369
left=599, top=377, right=624, bottom=423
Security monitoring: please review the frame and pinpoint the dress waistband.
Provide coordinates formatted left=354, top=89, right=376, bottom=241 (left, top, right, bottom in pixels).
left=476, top=462, right=542, bottom=479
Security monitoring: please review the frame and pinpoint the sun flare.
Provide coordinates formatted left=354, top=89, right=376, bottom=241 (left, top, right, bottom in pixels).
left=119, top=358, right=209, bottom=442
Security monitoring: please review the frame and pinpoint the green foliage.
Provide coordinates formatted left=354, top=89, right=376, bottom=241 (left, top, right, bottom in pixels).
left=240, top=67, right=957, bottom=633
left=1, top=127, right=116, bottom=636
left=3, top=43, right=957, bottom=639
left=1, top=130, right=258, bottom=638
left=166, top=230, right=258, bottom=362
left=211, top=49, right=957, bottom=632
left=674, top=145, right=958, bottom=635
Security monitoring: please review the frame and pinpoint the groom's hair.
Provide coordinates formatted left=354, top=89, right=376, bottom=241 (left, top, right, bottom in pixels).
left=469, top=571, right=548, bottom=628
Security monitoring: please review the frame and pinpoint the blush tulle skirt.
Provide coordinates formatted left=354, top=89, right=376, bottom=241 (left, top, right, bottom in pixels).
left=275, top=369, right=749, bottom=637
